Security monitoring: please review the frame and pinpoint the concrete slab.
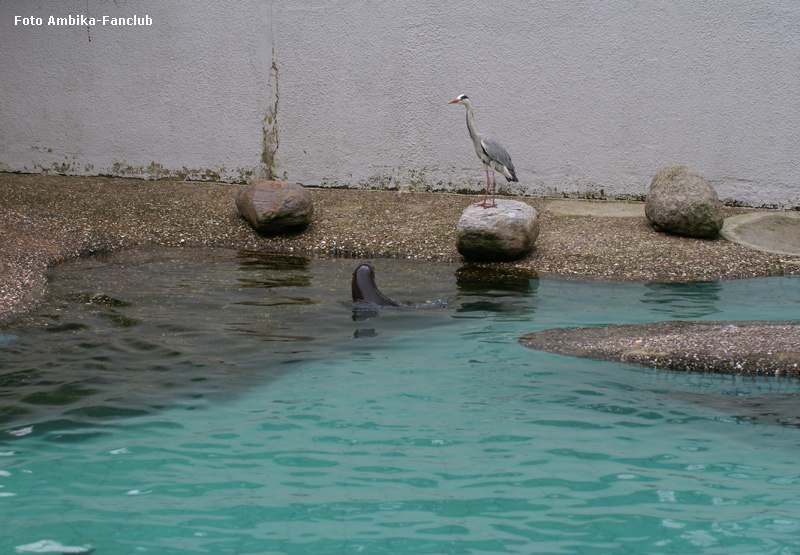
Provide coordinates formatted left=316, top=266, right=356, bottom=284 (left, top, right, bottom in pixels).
left=544, top=199, right=645, bottom=218
left=519, top=320, right=800, bottom=378
left=721, top=211, right=800, bottom=256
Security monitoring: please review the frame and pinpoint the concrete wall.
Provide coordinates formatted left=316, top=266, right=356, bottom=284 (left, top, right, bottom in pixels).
left=0, top=0, right=275, bottom=182
left=2, top=1, right=798, bottom=207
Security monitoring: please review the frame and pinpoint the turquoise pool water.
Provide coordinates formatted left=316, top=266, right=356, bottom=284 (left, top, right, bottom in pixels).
left=1, top=248, right=799, bottom=554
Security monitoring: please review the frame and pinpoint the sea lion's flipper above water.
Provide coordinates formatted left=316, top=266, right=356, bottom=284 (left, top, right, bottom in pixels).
left=351, top=264, right=400, bottom=307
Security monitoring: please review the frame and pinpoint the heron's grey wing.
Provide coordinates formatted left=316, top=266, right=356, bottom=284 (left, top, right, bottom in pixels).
left=480, top=137, right=515, bottom=173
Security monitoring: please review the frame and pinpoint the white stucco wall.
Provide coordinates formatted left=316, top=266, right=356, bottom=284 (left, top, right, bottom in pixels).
left=0, top=0, right=275, bottom=182
left=2, top=1, right=798, bottom=207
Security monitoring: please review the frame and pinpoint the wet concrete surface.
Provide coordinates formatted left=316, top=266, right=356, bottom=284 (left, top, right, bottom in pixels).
left=520, top=320, right=800, bottom=378
left=721, top=211, right=800, bottom=256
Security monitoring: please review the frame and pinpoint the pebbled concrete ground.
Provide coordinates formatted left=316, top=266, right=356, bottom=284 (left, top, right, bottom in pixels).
left=2, top=174, right=799, bottom=379
left=520, top=320, right=800, bottom=378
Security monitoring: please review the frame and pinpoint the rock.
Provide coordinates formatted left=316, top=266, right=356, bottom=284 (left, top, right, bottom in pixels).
left=236, top=179, right=313, bottom=235
left=645, top=165, right=724, bottom=238
left=456, top=200, right=539, bottom=262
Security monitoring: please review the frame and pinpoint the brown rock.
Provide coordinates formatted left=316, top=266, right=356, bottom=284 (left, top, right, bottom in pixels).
left=236, top=179, right=313, bottom=235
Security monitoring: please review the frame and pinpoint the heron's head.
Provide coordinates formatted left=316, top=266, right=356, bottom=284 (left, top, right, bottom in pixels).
left=448, top=94, right=469, bottom=106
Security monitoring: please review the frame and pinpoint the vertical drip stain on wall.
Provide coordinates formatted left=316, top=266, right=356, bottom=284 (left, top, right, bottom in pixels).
left=262, top=60, right=279, bottom=180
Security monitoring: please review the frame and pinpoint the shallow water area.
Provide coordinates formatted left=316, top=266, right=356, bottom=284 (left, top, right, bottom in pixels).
left=1, top=247, right=800, bottom=554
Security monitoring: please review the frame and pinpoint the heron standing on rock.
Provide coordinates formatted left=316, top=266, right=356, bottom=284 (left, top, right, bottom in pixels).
left=449, top=94, right=518, bottom=208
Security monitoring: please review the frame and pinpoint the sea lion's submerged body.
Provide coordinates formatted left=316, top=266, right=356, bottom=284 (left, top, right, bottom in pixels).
left=351, top=264, right=401, bottom=307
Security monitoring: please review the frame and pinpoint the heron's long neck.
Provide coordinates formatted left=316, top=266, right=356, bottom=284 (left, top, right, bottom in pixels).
left=465, top=103, right=478, bottom=143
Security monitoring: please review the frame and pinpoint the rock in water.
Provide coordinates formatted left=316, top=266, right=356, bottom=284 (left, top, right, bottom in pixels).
left=236, top=179, right=313, bottom=235
left=456, top=200, right=539, bottom=262
left=645, top=165, right=724, bottom=238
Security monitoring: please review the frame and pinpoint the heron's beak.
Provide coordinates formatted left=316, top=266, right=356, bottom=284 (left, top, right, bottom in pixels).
left=448, top=98, right=459, bottom=104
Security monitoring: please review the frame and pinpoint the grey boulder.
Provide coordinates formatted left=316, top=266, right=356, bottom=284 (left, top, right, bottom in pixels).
left=236, top=179, right=313, bottom=235
left=645, top=165, right=724, bottom=238
left=456, top=200, right=539, bottom=262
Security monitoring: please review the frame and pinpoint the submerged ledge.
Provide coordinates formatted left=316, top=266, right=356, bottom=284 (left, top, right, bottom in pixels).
left=520, top=321, right=800, bottom=378
left=1, top=173, right=799, bottom=327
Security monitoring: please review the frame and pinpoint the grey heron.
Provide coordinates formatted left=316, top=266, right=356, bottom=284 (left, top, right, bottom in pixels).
left=449, top=94, right=518, bottom=208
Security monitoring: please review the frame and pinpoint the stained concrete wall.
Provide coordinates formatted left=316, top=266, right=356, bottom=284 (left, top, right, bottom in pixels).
left=1, top=1, right=798, bottom=207
left=0, top=0, right=275, bottom=182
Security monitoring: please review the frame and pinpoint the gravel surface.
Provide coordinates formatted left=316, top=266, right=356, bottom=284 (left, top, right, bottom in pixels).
left=2, top=173, right=799, bottom=333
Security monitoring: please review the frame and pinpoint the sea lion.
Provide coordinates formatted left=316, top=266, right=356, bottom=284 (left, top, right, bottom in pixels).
left=351, top=263, right=401, bottom=307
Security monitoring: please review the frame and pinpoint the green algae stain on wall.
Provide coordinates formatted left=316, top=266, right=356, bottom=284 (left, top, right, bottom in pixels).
left=104, top=161, right=253, bottom=183
left=262, top=61, right=279, bottom=180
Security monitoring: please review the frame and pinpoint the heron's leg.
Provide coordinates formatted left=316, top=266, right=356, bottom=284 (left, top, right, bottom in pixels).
left=484, top=168, right=491, bottom=204
left=489, top=170, right=498, bottom=208
left=474, top=168, right=491, bottom=207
